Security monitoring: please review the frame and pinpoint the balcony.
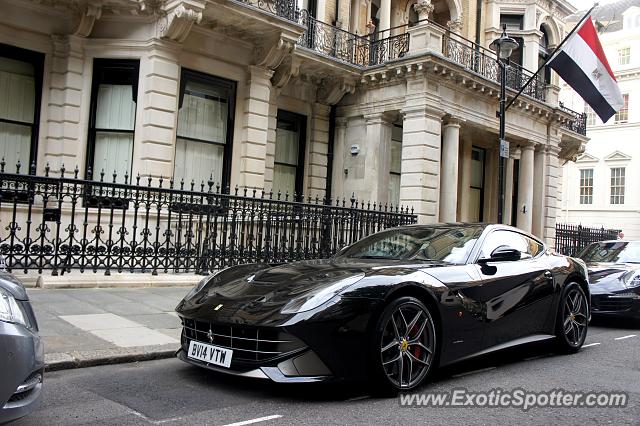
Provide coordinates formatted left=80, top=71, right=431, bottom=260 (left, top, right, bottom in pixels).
left=558, top=103, right=588, bottom=136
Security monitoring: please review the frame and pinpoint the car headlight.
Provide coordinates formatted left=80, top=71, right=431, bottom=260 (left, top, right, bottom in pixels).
left=280, top=273, right=365, bottom=314
left=0, top=288, right=27, bottom=326
left=622, top=271, right=640, bottom=289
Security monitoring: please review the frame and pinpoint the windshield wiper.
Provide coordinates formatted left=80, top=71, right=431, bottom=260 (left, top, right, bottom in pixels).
left=352, top=255, right=400, bottom=260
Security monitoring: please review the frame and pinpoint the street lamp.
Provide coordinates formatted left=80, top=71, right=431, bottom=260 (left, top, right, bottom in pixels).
left=490, top=25, right=519, bottom=224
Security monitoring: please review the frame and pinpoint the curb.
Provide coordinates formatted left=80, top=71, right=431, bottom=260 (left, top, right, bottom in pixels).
left=45, top=348, right=178, bottom=372
left=14, top=272, right=204, bottom=289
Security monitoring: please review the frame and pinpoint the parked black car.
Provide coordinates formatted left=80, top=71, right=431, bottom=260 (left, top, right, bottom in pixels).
left=176, top=224, right=590, bottom=393
left=0, top=266, right=44, bottom=423
left=576, top=240, right=640, bottom=320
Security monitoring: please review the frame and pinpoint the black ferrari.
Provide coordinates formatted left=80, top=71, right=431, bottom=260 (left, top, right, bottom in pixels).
left=175, top=223, right=590, bottom=393
left=576, top=240, right=640, bottom=320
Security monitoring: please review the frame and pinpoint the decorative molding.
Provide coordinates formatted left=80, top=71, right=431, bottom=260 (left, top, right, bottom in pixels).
left=159, top=1, right=205, bottom=43
left=604, top=150, right=632, bottom=162
left=74, top=2, right=102, bottom=37
left=317, top=78, right=357, bottom=105
left=413, top=0, right=434, bottom=21
left=576, top=152, right=599, bottom=163
left=446, top=15, right=463, bottom=33
left=271, top=55, right=301, bottom=88
left=255, top=35, right=296, bottom=70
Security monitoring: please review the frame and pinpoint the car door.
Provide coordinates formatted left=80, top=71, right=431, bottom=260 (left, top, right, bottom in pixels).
left=472, top=230, right=555, bottom=348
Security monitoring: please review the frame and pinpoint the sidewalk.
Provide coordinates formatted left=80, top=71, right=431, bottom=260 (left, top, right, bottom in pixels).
left=27, top=286, right=191, bottom=371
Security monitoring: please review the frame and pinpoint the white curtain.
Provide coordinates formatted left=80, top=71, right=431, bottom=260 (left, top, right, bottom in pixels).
left=174, top=138, right=224, bottom=187
left=0, top=57, right=35, bottom=169
left=174, top=81, right=228, bottom=185
left=273, top=127, right=299, bottom=195
left=93, top=84, right=135, bottom=179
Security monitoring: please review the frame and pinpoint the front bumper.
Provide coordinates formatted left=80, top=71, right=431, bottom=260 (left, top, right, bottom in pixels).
left=591, top=291, right=640, bottom=319
left=0, top=321, right=44, bottom=424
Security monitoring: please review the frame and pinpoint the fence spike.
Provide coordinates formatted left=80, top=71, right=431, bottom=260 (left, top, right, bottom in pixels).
left=136, top=173, right=141, bottom=186
left=124, top=169, right=129, bottom=185
left=159, top=175, right=164, bottom=188
left=234, top=184, right=239, bottom=196
left=190, top=179, right=195, bottom=191
left=0, top=157, right=5, bottom=172
left=16, top=160, right=21, bottom=174
left=74, top=165, right=79, bottom=179
left=44, top=162, right=50, bottom=177
left=113, top=170, right=117, bottom=183
left=100, top=169, right=105, bottom=182
left=30, top=161, right=36, bottom=175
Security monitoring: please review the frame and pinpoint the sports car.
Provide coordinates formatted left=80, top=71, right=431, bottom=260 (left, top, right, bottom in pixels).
left=175, top=223, right=590, bottom=393
left=576, top=240, right=640, bottom=320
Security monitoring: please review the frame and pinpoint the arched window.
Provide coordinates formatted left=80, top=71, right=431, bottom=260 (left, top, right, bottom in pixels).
left=539, top=25, right=551, bottom=84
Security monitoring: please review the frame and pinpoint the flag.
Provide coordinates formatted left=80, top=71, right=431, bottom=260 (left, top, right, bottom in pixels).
left=548, top=16, right=623, bottom=123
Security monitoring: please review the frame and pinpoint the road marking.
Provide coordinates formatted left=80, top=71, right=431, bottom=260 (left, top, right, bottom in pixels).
left=347, top=395, right=371, bottom=402
left=222, top=415, right=283, bottom=426
left=614, top=334, right=637, bottom=341
left=452, top=366, right=496, bottom=378
left=524, top=353, right=553, bottom=361
left=582, top=342, right=601, bottom=348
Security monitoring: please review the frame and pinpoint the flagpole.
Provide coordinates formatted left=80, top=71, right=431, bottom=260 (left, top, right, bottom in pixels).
left=504, top=3, right=598, bottom=112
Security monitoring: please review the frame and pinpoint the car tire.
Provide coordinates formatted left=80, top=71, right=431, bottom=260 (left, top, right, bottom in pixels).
left=554, top=282, right=589, bottom=354
left=369, top=296, right=437, bottom=396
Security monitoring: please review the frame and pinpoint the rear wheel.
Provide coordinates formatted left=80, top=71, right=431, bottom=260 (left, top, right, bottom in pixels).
left=370, top=296, right=437, bottom=395
left=554, top=282, right=589, bottom=353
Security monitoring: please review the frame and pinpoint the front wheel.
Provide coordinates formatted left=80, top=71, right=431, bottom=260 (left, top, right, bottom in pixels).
left=554, top=282, right=589, bottom=353
left=370, top=296, right=437, bottom=395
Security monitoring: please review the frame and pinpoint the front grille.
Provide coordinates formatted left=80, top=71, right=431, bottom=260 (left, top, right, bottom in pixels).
left=181, top=318, right=305, bottom=363
left=592, top=297, right=634, bottom=312
left=8, top=371, right=42, bottom=403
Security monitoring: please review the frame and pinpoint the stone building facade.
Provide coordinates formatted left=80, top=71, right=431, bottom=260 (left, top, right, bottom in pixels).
left=0, top=0, right=587, bottom=245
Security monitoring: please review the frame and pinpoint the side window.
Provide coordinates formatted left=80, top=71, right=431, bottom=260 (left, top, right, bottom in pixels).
left=523, top=236, right=544, bottom=258
left=479, top=230, right=528, bottom=260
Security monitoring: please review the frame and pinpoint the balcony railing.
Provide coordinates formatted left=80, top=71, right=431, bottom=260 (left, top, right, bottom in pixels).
left=232, top=0, right=300, bottom=22
left=558, top=102, right=588, bottom=136
left=0, top=163, right=416, bottom=275
left=297, top=11, right=409, bottom=68
left=441, top=26, right=546, bottom=102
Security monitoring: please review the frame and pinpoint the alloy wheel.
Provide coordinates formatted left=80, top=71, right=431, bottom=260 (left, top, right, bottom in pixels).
left=379, top=301, right=435, bottom=389
left=563, top=287, right=588, bottom=347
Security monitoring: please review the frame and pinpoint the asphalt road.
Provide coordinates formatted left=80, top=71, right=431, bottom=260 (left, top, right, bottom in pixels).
left=13, top=318, right=640, bottom=426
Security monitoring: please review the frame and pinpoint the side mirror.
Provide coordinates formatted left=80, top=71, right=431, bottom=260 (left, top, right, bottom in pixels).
left=479, top=245, right=522, bottom=263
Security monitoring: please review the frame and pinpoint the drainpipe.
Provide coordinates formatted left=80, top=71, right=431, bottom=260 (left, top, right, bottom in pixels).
left=475, top=0, right=482, bottom=45
left=325, top=104, right=336, bottom=202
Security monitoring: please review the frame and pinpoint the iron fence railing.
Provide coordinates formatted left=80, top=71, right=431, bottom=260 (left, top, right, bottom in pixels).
left=232, top=0, right=300, bottom=22
left=0, top=163, right=416, bottom=275
left=555, top=223, right=621, bottom=256
left=441, top=27, right=547, bottom=102
left=297, top=12, right=409, bottom=67
left=558, top=102, right=588, bottom=136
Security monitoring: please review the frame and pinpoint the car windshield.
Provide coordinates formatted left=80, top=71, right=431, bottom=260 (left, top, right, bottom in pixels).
left=577, top=241, right=640, bottom=264
left=336, top=226, right=484, bottom=264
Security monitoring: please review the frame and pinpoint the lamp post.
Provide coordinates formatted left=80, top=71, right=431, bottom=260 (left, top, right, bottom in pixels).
left=490, top=25, right=519, bottom=224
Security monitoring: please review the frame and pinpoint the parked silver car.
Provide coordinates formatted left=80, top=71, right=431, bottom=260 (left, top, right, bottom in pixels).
left=0, top=265, right=44, bottom=423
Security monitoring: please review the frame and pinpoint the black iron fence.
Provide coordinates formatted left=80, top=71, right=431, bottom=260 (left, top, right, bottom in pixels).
left=442, top=27, right=546, bottom=103
left=555, top=223, right=621, bottom=256
left=558, top=102, right=588, bottom=136
left=297, top=12, right=409, bottom=68
left=233, top=0, right=300, bottom=22
left=0, top=164, right=416, bottom=275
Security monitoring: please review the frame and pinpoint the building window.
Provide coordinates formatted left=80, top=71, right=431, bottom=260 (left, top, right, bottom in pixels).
left=174, top=69, right=236, bottom=189
left=273, top=110, right=306, bottom=198
left=584, top=103, right=596, bottom=126
left=614, top=94, right=629, bottom=123
left=87, top=59, right=139, bottom=180
left=579, top=169, right=593, bottom=204
left=0, top=44, right=44, bottom=172
left=618, top=47, right=630, bottom=65
left=500, top=14, right=524, bottom=31
left=389, top=125, right=402, bottom=206
left=539, top=26, right=551, bottom=84
left=610, top=167, right=625, bottom=204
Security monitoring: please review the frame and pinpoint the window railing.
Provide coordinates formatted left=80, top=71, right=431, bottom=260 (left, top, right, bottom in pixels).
left=297, top=11, right=409, bottom=68
left=558, top=102, right=587, bottom=136
left=0, top=162, right=416, bottom=275
left=232, top=0, right=300, bottom=22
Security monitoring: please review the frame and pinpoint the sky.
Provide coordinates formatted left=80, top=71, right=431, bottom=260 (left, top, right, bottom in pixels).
left=568, top=0, right=619, bottom=11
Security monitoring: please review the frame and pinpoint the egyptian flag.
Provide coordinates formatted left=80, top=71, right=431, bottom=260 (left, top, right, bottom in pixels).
left=548, top=16, right=623, bottom=122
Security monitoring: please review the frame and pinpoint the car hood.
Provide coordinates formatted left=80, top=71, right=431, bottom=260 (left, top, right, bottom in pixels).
left=176, top=258, right=446, bottom=324
left=0, top=270, right=29, bottom=300
left=587, top=262, right=639, bottom=294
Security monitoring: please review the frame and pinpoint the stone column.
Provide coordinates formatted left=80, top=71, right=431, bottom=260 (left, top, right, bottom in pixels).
left=544, top=144, right=562, bottom=245
left=400, top=106, right=442, bottom=224
left=516, top=144, right=535, bottom=233
left=135, top=41, right=181, bottom=179
left=532, top=145, right=547, bottom=238
left=45, top=35, right=85, bottom=173
left=331, top=117, right=348, bottom=200
left=264, top=89, right=279, bottom=191
left=379, top=0, right=391, bottom=38
left=439, top=118, right=461, bottom=222
left=363, top=112, right=393, bottom=204
left=238, top=65, right=273, bottom=189
left=458, top=137, right=472, bottom=222
left=308, top=103, right=331, bottom=199
left=503, top=156, right=514, bottom=226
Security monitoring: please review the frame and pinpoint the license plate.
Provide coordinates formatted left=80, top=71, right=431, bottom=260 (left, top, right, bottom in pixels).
left=187, top=340, right=233, bottom=368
